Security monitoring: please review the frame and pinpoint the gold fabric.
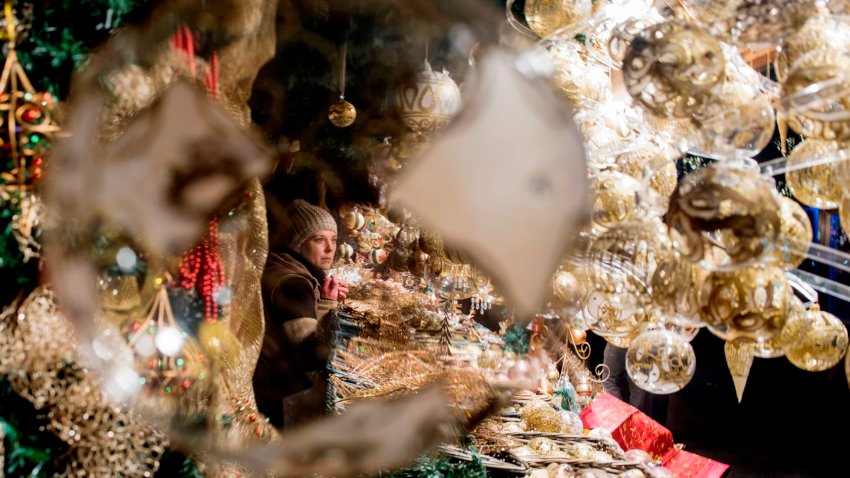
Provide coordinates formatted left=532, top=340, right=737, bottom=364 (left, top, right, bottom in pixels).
left=0, top=288, right=169, bottom=476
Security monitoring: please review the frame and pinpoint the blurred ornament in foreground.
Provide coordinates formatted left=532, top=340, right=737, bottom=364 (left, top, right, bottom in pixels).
left=667, top=162, right=780, bottom=269
left=393, top=50, right=588, bottom=316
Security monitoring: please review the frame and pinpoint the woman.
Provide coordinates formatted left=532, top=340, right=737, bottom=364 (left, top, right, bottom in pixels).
left=253, top=199, right=348, bottom=429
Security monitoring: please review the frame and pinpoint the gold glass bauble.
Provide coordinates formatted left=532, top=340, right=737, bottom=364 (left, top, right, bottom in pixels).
left=584, top=290, right=641, bottom=338
left=766, top=195, right=813, bottom=270
left=698, top=264, right=790, bottom=342
left=782, top=48, right=850, bottom=140
left=650, top=256, right=704, bottom=327
left=623, top=20, right=725, bottom=117
left=328, top=98, right=356, bottom=127
left=752, top=295, right=805, bottom=359
left=524, top=0, right=592, bottom=38
left=397, top=61, right=461, bottom=134
left=776, top=15, right=850, bottom=83
left=528, top=437, right=562, bottom=456
left=693, top=77, right=775, bottom=158
left=589, top=171, right=642, bottom=229
left=553, top=269, right=582, bottom=305
left=626, top=329, right=696, bottom=394
left=616, top=145, right=678, bottom=212
left=666, top=162, right=781, bottom=268
left=785, top=304, right=849, bottom=371
left=549, top=42, right=611, bottom=103
left=785, top=139, right=845, bottom=209
left=586, top=219, right=674, bottom=301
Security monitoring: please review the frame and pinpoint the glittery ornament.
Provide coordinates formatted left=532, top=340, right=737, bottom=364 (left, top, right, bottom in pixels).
left=785, top=139, right=845, bottom=209
left=528, top=437, right=563, bottom=456
left=521, top=400, right=562, bottom=433
left=626, top=329, right=696, bottom=394
left=524, top=0, right=592, bottom=38
left=699, top=264, right=790, bottom=342
left=724, top=340, right=754, bottom=403
left=766, top=195, right=813, bottom=270
left=397, top=60, right=461, bottom=134
left=328, top=98, right=357, bottom=127
left=785, top=304, right=849, bottom=372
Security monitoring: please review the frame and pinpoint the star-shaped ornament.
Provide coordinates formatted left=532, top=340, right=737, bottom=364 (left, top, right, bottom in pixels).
left=393, top=50, right=589, bottom=317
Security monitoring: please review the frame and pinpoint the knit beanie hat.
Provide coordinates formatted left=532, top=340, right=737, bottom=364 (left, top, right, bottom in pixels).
left=287, top=199, right=338, bottom=250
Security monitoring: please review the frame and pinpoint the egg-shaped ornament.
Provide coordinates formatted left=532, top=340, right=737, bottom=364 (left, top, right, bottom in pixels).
left=328, top=97, right=357, bottom=127
left=765, top=195, right=813, bottom=270
left=344, top=210, right=366, bottom=231
left=626, top=328, right=696, bottom=394
left=524, top=0, right=592, bottom=38
left=337, top=243, right=354, bottom=260
left=397, top=60, right=461, bottom=134
left=698, top=264, right=790, bottom=343
left=785, top=304, right=849, bottom=372
left=785, top=139, right=846, bottom=209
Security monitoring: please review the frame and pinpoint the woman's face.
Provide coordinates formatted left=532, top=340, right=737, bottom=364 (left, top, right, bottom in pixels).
left=300, top=229, right=337, bottom=271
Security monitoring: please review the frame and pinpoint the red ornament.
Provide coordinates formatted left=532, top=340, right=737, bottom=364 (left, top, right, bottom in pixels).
left=32, top=156, right=43, bottom=166
left=182, top=379, right=191, bottom=389
left=22, top=107, right=41, bottom=123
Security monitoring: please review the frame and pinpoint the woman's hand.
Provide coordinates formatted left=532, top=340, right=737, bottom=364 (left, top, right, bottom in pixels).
left=321, top=277, right=349, bottom=301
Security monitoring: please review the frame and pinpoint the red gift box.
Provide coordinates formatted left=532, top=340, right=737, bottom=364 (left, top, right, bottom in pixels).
left=580, top=392, right=729, bottom=478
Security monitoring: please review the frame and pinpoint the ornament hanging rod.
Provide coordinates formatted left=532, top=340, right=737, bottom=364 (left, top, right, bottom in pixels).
left=789, top=269, right=850, bottom=304
left=759, top=153, right=849, bottom=178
